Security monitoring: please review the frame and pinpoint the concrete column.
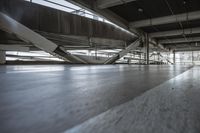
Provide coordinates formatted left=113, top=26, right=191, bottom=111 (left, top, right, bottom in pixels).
left=173, top=50, right=176, bottom=65
left=139, top=52, right=142, bottom=64
left=0, top=51, right=6, bottom=64
left=192, top=51, right=194, bottom=65
left=144, top=34, right=149, bottom=65
left=144, top=53, right=146, bottom=64
left=94, top=41, right=97, bottom=60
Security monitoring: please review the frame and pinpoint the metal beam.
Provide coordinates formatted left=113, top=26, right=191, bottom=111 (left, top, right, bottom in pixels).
left=165, top=42, right=200, bottom=48
left=104, top=39, right=140, bottom=64
left=175, top=47, right=200, bottom=52
left=165, top=44, right=200, bottom=50
left=159, top=37, right=200, bottom=44
left=130, top=10, right=200, bottom=28
left=149, top=27, right=200, bottom=38
left=0, top=12, right=87, bottom=63
left=97, top=0, right=136, bottom=9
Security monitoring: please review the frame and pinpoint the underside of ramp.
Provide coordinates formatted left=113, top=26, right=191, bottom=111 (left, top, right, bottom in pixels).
left=104, top=39, right=140, bottom=64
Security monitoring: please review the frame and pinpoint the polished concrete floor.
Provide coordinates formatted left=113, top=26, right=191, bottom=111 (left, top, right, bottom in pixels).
left=0, top=64, right=195, bottom=133
left=65, top=66, right=200, bottom=133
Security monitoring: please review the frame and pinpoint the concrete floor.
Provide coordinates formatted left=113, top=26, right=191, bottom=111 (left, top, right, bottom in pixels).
left=65, top=66, right=200, bottom=133
left=0, top=64, right=194, bottom=133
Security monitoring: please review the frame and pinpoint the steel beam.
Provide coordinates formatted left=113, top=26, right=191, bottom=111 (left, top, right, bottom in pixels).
left=149, top=27, right=200, bottom=38
left=175, top=47, right=200, bottom=52
left=104, top=39, right=140, bottom=64
left=165, top=45, right=200, bottom=52
left=165, top=42, right=200, bottom=49
left=0, top=12, right=87, bottom=63
left=159, top=37, right=200, bottom=44
left=130, top=10, right=200, bottom=28
left=97, top=0, right=136, bottom=9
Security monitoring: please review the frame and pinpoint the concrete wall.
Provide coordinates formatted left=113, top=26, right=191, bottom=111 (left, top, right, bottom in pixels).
left=0, top=0, right=134, bottom=41
left=0, top=51, right=6, bottom=64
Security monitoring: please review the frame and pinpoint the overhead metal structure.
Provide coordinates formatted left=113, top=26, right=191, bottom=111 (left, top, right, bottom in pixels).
left=149, top=27, right=200, bottom=38
left=159, top=37, right=200, bottom=44
left=129, top=10, right=200, bottom=28
left=68, top=0, right=200, bottom=53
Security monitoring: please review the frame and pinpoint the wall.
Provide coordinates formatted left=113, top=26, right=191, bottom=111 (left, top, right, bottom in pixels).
left=0, top=0, right=134, bottom=41
left=0, top=51, right=6, bottom=64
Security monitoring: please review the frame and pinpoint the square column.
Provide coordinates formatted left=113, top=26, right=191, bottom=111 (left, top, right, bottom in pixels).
left=173, top=50, right=176, bottom=65
left=144, top=34, right=149, bottom=65
left=0, top=51, right=6, bottom=64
